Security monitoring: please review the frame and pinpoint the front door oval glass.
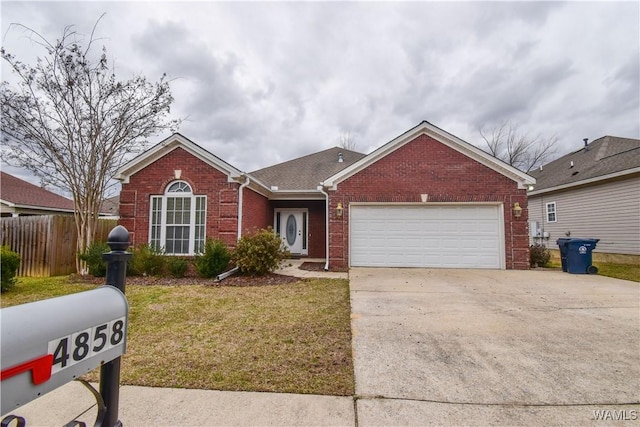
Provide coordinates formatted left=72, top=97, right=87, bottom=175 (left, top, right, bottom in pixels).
left=286, top=214, right=297, bottom=246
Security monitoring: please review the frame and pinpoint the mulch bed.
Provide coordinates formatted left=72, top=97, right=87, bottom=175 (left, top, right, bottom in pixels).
left=299, top=262, right=326, bottom=271
left=71, top=272, right=301, bottom=287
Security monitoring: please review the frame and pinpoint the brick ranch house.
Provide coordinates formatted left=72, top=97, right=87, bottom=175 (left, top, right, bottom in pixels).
left=115, top=121, right=535, bottom=270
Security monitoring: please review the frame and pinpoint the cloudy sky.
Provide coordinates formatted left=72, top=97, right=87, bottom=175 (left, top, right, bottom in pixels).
left=2, top=1, right=639, bottom=189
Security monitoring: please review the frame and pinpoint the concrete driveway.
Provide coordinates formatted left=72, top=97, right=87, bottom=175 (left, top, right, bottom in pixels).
left=350, top=268, right=640, bottom=426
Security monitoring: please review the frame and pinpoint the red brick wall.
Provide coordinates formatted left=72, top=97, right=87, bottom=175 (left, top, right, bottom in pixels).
left=119, top=147, right=240, bottom=249
left=329, top=134, right=529, bottom=270
left=242, top=187, right=270, bottom=236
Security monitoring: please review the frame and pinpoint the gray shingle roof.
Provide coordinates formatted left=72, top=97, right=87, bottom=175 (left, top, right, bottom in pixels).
left=529, top=136, right=640, bottom=192
left=250, top=147, right=366, bottom=190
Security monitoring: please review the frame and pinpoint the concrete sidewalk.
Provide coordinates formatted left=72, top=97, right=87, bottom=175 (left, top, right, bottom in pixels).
left=276, top=258, right=348, bottom=279
left=6, top=381, right=355, bottom=426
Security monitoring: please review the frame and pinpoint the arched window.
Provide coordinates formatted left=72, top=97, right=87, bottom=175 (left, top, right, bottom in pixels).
left=149, top=181, right=206, bottom=255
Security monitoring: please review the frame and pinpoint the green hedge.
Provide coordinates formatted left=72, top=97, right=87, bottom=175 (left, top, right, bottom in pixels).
left=1, top=246, right=21, bottom=292
left=233, top=228, right=289, bottom=276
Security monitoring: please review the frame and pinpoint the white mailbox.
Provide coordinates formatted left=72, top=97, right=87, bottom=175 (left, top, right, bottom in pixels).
left=0, top=286, right=128, bottom=416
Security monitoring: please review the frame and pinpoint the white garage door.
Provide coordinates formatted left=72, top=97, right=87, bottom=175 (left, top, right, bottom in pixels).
left=350, top=204, right=504, bottom=269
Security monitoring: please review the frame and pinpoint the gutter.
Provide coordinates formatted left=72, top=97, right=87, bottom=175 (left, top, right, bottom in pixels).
left=318, top=185, right=330, bottom=271
left=216, top=266, right=239, bottom=282
left=237, top=175, right=251, bottom=240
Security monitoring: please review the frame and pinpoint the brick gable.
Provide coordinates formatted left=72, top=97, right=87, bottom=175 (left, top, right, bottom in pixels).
left=329, top=134, right=529, bottom=269
left=119, top=147, right=241, bottom=248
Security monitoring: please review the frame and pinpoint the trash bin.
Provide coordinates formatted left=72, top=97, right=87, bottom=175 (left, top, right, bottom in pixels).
left=564, top=238, right=599, bottom=274
left=556, top=238, right=571, bottom=272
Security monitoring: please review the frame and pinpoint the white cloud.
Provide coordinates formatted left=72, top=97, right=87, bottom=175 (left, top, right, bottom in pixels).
left=2, top=0, right=638, bottom=184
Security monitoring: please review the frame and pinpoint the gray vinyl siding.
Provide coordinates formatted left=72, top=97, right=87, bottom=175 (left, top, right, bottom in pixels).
left=528, top=176, right=640, bottom=255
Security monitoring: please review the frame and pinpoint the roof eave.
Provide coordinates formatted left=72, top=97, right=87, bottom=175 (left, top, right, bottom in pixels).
left=268, top=189, right=325, bottom=201
left=243, top=174, right=273, bottom=198
left=5, top=204, right=75, bottom=213
left=528, top=166, right=640, bottom=196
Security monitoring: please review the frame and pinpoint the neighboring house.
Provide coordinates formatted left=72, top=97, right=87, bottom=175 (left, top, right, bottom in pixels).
left=100, top=195, right=120, bottom=219
left=115, top=121, right=535, bottom=270
left=527, top=136, right=640, bottom=257
left=0, top=171, right=75, bottom=216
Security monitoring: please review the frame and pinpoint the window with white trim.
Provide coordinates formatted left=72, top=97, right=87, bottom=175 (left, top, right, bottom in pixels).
left=546, top=202, right=557, bottom=223
left=149, top=181, right=206, bottom=255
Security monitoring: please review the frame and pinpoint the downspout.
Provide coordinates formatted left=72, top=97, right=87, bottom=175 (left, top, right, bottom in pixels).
left=318, top=185, right=330, bottom=271
left=237, top=175, right=251, bottom=241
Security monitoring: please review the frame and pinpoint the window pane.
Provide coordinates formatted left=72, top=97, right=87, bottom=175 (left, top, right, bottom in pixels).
left=194, top=196, right=206, bottom=253
left=150, top=197, right=163, bottom=251
left=155, top=193, right=205, bottom=255
left=302, top=212, right=307, bottom=250
left=168, top=182, right=192, bottom=193
left=166, top=226, right=189, bottom=254
left=546, top=203, right=556, bottom=222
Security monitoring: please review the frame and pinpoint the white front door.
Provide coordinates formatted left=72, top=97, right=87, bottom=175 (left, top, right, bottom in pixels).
left=275, top=210, right=308, bottom=255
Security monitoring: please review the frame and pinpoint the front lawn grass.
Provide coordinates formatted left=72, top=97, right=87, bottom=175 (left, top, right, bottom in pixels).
left=597, top=262, right=640, bottom=282
left=545, top=261, right=639, bottom=282
left=1, top=276, right=354, bottom=396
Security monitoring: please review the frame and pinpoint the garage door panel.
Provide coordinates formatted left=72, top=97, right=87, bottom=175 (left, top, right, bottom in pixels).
left=350, top=205, right=503, bottom=269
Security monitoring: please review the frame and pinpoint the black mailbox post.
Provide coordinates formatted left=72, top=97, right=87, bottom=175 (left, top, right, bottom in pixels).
left=101, top=226, right=132, bottom=427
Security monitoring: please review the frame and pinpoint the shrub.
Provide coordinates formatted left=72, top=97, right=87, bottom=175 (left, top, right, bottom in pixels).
left=1, top=246, right=21, bottom=292
left=194, top=239, right=231, bottom=278
left=167, top=257, right=189, bottom=278
left=128, top=244, right=165, bottom=276
left=79, top=241, right=110, bottom=277
left=530, top=244, right=551, bottom=267
left=233, top=228, right=289, bottom=276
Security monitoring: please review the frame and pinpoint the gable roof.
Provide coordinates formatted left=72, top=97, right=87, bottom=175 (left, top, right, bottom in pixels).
left=322, top=121, right=536, bottom=190
left=250, top=147, right=366, bottom=191
left=0, top=171, right=75, bottom=213
left=528, top=136, right=640, bottom=195
left=115, top=133, right=244, bottom=184
left=116, top=121, right=536, bottom=199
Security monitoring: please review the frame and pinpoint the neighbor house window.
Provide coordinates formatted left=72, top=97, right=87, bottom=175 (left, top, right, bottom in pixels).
left=149, top=181, right=206, bottom=255
left=546, top=202, right=557, bottom=223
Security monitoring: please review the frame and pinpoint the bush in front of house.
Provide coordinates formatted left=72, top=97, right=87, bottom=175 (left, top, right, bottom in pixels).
left=1, top=246, right=21, bottom=292
left=530, top=244, right=551, bottom=267
left=79, top=241, right=110, bottom=277
left=233, top=228, right=289, bottom=276
left=167, top=256, right=189, bottom=278
left=128, top=244, right=165, bottom=276
left=195, top=239, right=231, bottom=278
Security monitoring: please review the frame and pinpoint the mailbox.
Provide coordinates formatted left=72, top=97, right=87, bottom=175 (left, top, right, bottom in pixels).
left=1, top=286, right=128, bottom=416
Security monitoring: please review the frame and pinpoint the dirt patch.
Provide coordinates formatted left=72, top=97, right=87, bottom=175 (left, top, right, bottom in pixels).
left=214, top=273, right=301, bottom=287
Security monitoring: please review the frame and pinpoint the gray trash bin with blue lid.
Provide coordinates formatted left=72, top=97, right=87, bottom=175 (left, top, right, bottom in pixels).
left=561, top=238, right=599, bottom=274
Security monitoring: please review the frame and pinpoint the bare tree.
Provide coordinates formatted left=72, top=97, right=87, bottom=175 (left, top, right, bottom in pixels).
left=1, top=20, right=179, bottom=273
left=338, top=131, right=358, bottom=151
left=479, top=120, right=557, bottom=172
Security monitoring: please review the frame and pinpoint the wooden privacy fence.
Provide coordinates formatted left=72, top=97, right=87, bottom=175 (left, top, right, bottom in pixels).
left=1, top=215, right=117, bottom=277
